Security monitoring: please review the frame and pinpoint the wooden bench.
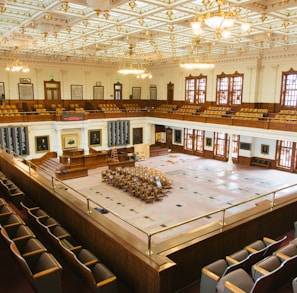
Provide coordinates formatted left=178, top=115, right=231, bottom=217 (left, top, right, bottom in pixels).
left=251, top=157, right=271, bottom=168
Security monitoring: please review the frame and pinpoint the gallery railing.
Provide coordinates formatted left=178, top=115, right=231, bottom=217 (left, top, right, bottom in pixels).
left=5, top=147, right=297, bottom=256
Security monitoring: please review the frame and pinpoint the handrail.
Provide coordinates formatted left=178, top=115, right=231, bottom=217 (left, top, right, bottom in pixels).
left=3, top=146, right=297, bottom=256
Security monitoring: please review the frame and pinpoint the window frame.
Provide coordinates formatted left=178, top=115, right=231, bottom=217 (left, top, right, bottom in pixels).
left=216, top=71, right=244, bottom=106
left=280, top=68, right=297, bottom=108
left=185, top=74, right=207, bottom=104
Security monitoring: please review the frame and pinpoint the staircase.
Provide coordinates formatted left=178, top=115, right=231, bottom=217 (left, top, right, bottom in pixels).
left=38, top=158, right=63, bottom=178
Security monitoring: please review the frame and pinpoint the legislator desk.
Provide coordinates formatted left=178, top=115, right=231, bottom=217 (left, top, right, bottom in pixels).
left=60, top=148, right=85, bottom=166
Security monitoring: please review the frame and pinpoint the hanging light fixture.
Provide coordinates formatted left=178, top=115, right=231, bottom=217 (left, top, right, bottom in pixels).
left=191, top=0, right=241, bottom=38
left=118, top=44, right=145, bottom=75
left=6, top=59, right=30, bottom=72
left=137, top=69, right=152, bottom=79
left=180, top=38, right=214, bottom=70
left=5, top=47, right=30, bottom=72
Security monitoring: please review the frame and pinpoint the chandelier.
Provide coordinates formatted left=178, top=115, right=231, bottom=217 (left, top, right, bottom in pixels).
left=191, top=0, right=241, bottom=38
left=180, top=38, right=214, bottom=70
left=118, top=44, right=145, bottom=75
left=5, top=59, right=30, bottom=72
left=137, top=69, right=152, bottom=79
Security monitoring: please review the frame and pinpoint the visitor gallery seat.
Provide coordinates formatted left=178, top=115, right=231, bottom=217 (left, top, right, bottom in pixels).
left=14, top=237, right=47, bottom=258
left=75, top=258, right=117, bottom=293
left=0, top=213, right=25, bottom=228
left=251, top=255, right=282, bottom=281
left=36, top=215, right=60, bottom=229
left=47, top=225, right=82, bottom=251
left=0, top=204, right=14, bottom=217
left=10, top=242, right=63, bottom=293
left=216, top=267, right=279, bottom=293
left=1, top=224, right=35, bottom=245
left=200, top=258, right=246, bottom=293
left=274, top=243, right=297, bottom=261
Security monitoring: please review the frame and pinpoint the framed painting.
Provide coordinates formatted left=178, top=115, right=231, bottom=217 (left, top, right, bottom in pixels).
left=93, top=86, right=104, bottom=100
left=133, top=127, right=143, bottom=145
left=174, top=129, right=182, bottom=144
left=0, top=82, right=5, bottom=101
left=150, top=86, right=157, bottom=100
left=20, top=78, right=31, bottom=84
left=89, top=129, right=102, bottom=146
left=206, top=137, right=212, bottom=147
left=261, top=144, right=269, bottom=155
left=35, top=135, right=49, bottom=153
left=132, top=87, right=141, bottom=100
left=62, top=133, right=78, bottom=149
left=18, top=83, right=34, bottom=100
left=71, top=84, right=83, bottom=100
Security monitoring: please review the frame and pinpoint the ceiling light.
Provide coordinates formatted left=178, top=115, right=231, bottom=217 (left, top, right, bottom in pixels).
left=6, top=59, right=30, bottom=72
left=241, top=22, right=251, bottom=32
left=191, top=0, right=240, bottom=38
left=180, top=38, right=214, bottom=70
left=137, top=69, right=152, bottom=79
left=180, top=61, right=214, bottom=70
left=118, top=44, right=145, bottom=75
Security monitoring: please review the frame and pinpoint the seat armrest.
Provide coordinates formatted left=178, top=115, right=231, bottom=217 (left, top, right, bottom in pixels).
left=201, top=267, right=220, bottom=282
left=33, top=267, right=61, bottom=279
left=13, top=234, right=33, bottom=242
left=226, top=256, right=239, bottom=265
left=263, top=237, right=275, bottom=245
left=69, top=245, right=83, bottom=252
left=84, top=259, right=99, bottom=267
left=252, top=264, right=270, bottom=275
left=275, top=251, right=290, bottom=261
left=23, top=248, right=46, bottom=258
left=97, top=276, right=117, bottom=287
left=245, top=246, right=257, bottom=253
left=224, top=281, right=246, bottom=293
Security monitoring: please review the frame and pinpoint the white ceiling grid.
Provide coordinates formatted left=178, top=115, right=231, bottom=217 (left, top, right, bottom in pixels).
left=0, top=0, right=297, bottom=68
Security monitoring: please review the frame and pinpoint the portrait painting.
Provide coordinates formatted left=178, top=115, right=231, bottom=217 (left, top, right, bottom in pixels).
left=35, top=135, right=49, bottom=152
left=89, top=129, right=101, bottom=146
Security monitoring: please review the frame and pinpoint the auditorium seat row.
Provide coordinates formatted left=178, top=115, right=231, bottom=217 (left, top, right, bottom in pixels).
left=200, top=235, right=287, bottom=293
left=216, top=239, right=297, bottom=293
left=21, top=199, right=118, bottom=293
left=0, top=197, right=63, bottom=293
left=0, top=171, right=25, bottom=208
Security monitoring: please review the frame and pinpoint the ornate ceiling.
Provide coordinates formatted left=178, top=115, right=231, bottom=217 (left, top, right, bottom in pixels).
left=0, top=0, right=297, bottom=69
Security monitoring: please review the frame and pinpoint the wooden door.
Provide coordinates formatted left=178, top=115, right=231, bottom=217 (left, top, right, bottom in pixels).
left=44, top=80, right=61, bottom=102
left=167, top=82, right=174, bottom=104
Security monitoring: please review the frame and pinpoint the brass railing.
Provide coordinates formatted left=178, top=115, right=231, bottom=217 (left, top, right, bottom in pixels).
left=5, top=147, right=297, bottom=256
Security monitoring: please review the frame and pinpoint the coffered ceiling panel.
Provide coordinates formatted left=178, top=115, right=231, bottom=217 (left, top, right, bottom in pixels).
left=0, top=0, right=297, bottom=68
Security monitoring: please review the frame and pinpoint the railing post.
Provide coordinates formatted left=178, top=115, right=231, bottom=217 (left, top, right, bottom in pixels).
left=51, top=176, right=55, bottom=191
left=271, top=191, right=276, bottom=208
left=28, top=161, right=32, bottom=177
left=221, top=209, right=226, bottom=229
left=86, top=197, right=92, bottom=214
left=146, top=234, right=152, bottom=256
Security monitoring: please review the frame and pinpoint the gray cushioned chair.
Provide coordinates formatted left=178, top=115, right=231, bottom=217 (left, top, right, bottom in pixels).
left=10, top=242, right=63, bottom=293
left=251, top=255, right=282, bottom=281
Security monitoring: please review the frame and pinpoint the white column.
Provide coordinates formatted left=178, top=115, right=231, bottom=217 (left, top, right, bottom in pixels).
left=54, top=124, right=62, bottom=156
left=227, top=134, right=233, bottom=172
left=82, top=124, right=89, bottom=155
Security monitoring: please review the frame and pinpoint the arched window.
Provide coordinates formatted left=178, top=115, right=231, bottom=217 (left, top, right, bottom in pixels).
left=281, top=68, right=297, bottom=108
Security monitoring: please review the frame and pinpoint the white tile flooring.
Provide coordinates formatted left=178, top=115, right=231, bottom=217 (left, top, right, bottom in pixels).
left=61, top=154, right=297, bottom=246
